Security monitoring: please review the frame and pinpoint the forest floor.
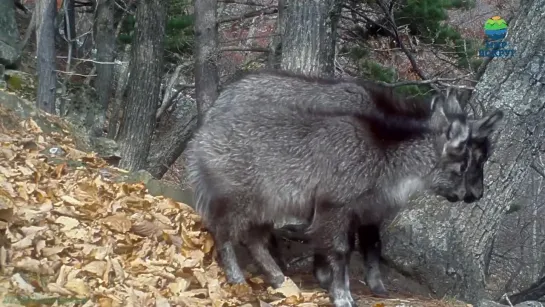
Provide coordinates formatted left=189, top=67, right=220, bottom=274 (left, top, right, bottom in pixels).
left=0, top=91, right=472, bottom=307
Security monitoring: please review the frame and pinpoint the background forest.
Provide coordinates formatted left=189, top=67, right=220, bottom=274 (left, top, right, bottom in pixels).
left=1, top=0, right=544, bottom=306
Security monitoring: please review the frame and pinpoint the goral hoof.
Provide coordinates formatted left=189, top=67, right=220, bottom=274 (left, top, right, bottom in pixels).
left=270, top=275, right=287, bottom=289
left=332, top=298, right=358, bottom=307
left=370, top=286, right=389, bottom=298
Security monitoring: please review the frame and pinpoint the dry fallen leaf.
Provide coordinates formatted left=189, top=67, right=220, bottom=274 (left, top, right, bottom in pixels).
left=60, top=195, right=84, bottom=206
left=259, top=300, right=273, bottom=307
left=11, top=273, right=34, bottom=293
left=82, top=260, right=108, bottom=276
left=267, top=277, right=301, bottom=299
left=55, top=216, right=80, bottom=231
left=64, top=278, right=90, bottom=296
left=101, top=214, right=132, bottom=233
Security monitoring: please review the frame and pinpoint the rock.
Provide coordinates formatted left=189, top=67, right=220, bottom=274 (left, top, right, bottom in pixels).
left=478, top=299, right=544, bottom=307
left=110, top=169, right=195, bottom=206
left=0, top=0, right=22, bottom=68
left=4, top=70, right=36, bottom=96
left=0, top=64, right=6, bottom=90
left=478, top=300, right=507, bottom=307
left=89, top=136, right=121, bottom=160
left=514, top=302, right=545, bottom=307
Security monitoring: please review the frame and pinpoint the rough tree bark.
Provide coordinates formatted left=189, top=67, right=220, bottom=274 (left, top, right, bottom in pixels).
left=108, top=45, right=131, bottom=140
left=0, top=0, right=21, bottom=68
left=382, top=2, right=545, bottom=303
left=92, top=0, right=115, bottom=136
left=145, top=0, right=218, bottom=179
left=193, top=0, right=219, bottom=127
left=280, top=0, right=342, bottom=77
left=267, top=0, right=284, bottom=68
left=36, top=0, right=57, bottom=114
left=117, top=0, right=166, bottom=171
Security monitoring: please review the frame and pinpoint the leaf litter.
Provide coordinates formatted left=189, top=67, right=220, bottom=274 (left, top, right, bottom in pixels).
left=0, top=109, right=471, bottom=307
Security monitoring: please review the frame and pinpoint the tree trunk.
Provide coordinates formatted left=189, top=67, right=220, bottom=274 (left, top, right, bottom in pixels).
left=267, top=0, right=284, bottom=68
left=36, top=0, right=57, bottom=114
left=147, top=109, right=197, bottom=179
left=108, top=8, right=134, bottom=140
left=280, top=0, right=342, bottom=77
left=193, top=0, right=219, bottom=126
left=64, top=0, right=76, bottom=55
left=92, top=0, right=115, bottom=137
left=108, top=44, right=131, bottom=140
left=382, top=2, right=545, bottom=304
left=144, top=0, right=219, bottom=179
left=117, top=0, right=166, bottom=171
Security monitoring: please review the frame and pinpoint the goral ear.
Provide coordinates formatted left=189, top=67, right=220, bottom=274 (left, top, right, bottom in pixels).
left=443, top=88, right=463, bottom=115
left=471, top=110, right=504, bottom=140
left=430, top=95, right=449, bottom=131
left=445, top=119, right=469, bottom=155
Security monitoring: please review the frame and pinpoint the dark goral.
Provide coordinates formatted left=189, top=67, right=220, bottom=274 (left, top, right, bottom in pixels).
left=185, top=70, right=503, bottom=307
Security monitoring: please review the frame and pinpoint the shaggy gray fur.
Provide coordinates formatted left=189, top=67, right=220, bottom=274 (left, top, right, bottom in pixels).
left=185, top=70, right=504, bottom=307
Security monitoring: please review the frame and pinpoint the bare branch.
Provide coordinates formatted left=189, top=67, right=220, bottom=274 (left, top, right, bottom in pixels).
left=56, top=56, right=127, bottom=65
left=376, top=75, right=476, bottom=90
left=54, top=70, right=97, bottom=77
left=221, top=33, right=278, bottom=44
left=218, top=0, right=268, bottom=5
left=157, top=84, right=195, bottom=121
left=20, top=8, right=36, bottom=51
left=220, top=46, right=269, bottom=52
left=218, top=6, right=277, bottom=24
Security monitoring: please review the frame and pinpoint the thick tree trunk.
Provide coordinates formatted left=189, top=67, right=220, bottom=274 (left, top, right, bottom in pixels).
left=382, top=2, right=545, bottom=304
left=144, top=0, right=219, bottom=179
left=36, top=0, right=57, bottom=114
left=117, top=0, right=166, bottom=171
left=280, top=0, right=342, bottom=77
left=92, top=0, right=115, bottom=137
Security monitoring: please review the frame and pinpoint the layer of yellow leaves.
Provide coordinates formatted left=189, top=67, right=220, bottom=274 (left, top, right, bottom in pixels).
left=0, top=108, right=472, bottom=307
left=0, top=117, right=337, bottom=307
